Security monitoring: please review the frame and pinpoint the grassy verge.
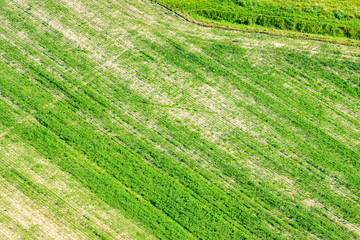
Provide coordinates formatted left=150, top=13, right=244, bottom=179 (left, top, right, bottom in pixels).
left=153, top=0, right=360, bottom=44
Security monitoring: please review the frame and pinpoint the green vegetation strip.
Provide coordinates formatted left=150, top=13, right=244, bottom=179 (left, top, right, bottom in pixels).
left=153, top=0, right=360, bottom=40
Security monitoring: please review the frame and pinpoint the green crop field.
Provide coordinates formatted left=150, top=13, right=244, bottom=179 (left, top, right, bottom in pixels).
left=0, top=0, right=359, bottom=239
left=154, top=0, right=360, bottom=41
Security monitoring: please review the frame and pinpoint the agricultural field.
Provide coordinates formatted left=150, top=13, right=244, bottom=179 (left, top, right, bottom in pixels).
left=0, top=0, right=360, bottom=239
left=154, top=0, right=360, bottom=41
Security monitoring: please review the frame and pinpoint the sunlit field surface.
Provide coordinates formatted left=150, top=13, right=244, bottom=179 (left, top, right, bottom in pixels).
left=0, top=0, right=359, bottom=239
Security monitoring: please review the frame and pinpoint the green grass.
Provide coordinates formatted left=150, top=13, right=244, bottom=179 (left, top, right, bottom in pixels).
left=260, top=0, right=360, bottom=15
left=154, top=0, right=360, bottom=40
left=0, top=120, right=153, bottom=239
left=0, top=0, right=359, bottom=239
